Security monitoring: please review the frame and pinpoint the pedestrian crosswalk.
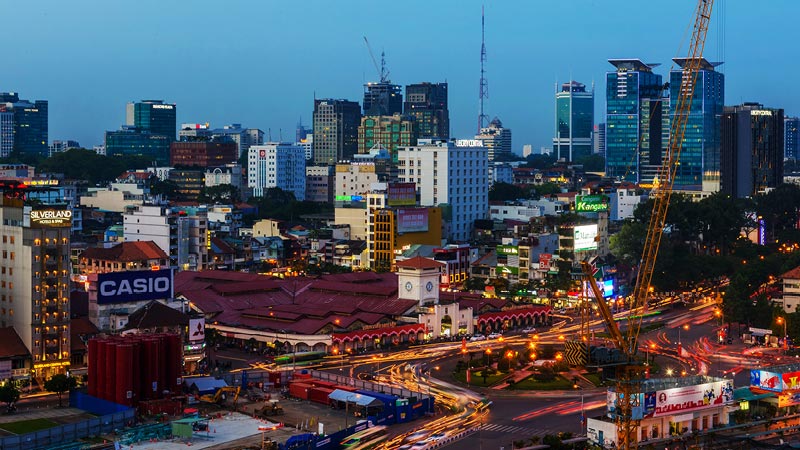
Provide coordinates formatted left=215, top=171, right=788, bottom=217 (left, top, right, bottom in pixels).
left=478, top=422, right=553, bottom=436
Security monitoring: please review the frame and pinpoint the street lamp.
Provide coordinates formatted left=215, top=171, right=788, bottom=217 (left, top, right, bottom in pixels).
left=777, top=317, right=788, bottom=352
left=647, top=343, right=656, bottom=366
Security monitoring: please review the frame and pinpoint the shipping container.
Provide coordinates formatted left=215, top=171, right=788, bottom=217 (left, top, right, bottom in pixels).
left=308, top=387, right=334, bottom=405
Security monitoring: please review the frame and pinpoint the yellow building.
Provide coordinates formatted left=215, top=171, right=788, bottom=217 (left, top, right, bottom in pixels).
left=372, top=207, right=442, bottom=271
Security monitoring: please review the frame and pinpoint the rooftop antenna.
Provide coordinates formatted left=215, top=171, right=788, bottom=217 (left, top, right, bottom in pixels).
left=478, top=5, right=489, bottom=132
left=268, top=128, right=272, bottom=142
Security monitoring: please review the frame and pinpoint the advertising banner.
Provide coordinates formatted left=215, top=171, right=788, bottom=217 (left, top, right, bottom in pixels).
left=782, top=371, right=800, bottom=391
left=575, top=195, right=610, bottom=213
left=497, top=245, right=519, bottom=255
left=96, top=268, right=174, bottom=304
left=779, top=391, right=800, bottom=408
left=652, top=380, right=734, bottom=417
left=189, top=318, right=205, bottom=342
left=387, top=183, right=416, bottom=206
left=397, top=208, right=429, bottom=233
left=538, top=253, right=552, bottom=270
left=751, top=369, right=783, bottom=392
left=574, top=224, right=599, bottom=251
left=602, top=279, right=614, bottom=298
left=30, top=209, right=73, bottom=228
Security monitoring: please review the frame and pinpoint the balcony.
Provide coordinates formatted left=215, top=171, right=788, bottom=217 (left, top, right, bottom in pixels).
left=11, top=368, right=28, bottom=377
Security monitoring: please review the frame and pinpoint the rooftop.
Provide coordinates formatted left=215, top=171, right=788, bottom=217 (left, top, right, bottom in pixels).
left=672, top=57, right=723, bottom=71
left=608, top=59, right=660, bottom=72
left=81, top=241, right=168, bottom=262
left=395, top=256, right=445, bottom=270
left=0, top=327, right=30, bottom=359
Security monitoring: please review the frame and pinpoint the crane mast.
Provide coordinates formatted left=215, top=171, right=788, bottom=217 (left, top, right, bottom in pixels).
left=581, top=1, right=714, bottom=448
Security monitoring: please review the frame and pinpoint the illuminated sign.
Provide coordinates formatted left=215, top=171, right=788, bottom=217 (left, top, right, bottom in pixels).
left=335, top=195, right=365, bottom=202
left=751, top=369, right=782, bottom=392
left=573, top=225, right=599, bottom=251
left=184, top=342, right=206, bottom=352
left=189, top=318, right=205, bottom=342
left=387, top=183, right=416, bottom=206
left=34, top=361, right=71, bottom=369
left=602, top=279, right=614, bottom=298
left=96, top=269, right=174, bottom=304
left=538, top=253, right=552, bottom=270
left=575, top=195, right=609, bottom=213
left=30, top=209, right=72, bottom=228
left=397, top=208, right=429, bottom=233
left=151, top=104, right=174, bottom=110
left=27, top=180, right=59, bottom=186
left=651, top=380, right=734, bottom=418
left=259, top=150, right=266, bottom=158
left=751, top=110, right=773, bottom=116
left=497, top=245, right=518, bottom=255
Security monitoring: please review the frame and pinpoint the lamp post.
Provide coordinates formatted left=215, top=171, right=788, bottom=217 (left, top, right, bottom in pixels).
left=777, top=317, right=788, bottom=353
left=647, top=343, right=655, bottom=366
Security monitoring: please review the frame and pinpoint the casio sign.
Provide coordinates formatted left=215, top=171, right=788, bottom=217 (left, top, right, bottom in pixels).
left=96, top=269, right=174, bottom=304
left=100, top=277, right=171, bottom=297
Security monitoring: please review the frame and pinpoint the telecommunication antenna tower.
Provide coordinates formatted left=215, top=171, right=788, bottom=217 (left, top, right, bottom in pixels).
left=478, top=6, right=489, bottom=132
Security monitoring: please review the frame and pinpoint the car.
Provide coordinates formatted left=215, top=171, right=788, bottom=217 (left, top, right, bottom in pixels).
left=469, top=334, right=487, bottom=342
left=404, top=431, right=430, bottom=443
left=488, top=332, right=502, bottom=339
left=428, top=432, right=447, bottom=441
left=522, top=327, right=536, bottom=334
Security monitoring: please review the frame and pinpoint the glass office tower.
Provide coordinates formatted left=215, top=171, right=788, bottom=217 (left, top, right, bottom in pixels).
left=553, top=81, right=593, bottom=162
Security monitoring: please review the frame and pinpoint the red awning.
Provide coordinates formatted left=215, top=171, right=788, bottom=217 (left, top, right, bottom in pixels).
left=477, top=306, right=551, bottom=324
left=332, top=323, right=426, bottom=342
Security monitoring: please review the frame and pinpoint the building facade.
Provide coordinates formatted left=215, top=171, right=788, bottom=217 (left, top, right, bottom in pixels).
left=357, top=114, right=418, bottom=162
left=312, top=99, right=361, bottom=165
left=670, top=57, right=725, bottom=192
left=48, top=140, right=81, bottom=157
left=476, top=117, right=512, bottom=161
left=605, top=60, right=668, bottom=185
left=169, top=141, right=238, bottom=168
left=363, top=82, right=403, bottom=116
left=0, top=93, right=48, bottom=158
left=123, top=205, right=208, bottom=271
left=305, top=165, right=334, bottom=204
left=553, top=81, right=593, bottom=162
left=204, top=164, right=245, bottom=197
left=210, top=124, right=264, bottom=158
left=247, top=143, right=306, bottom=200
left=785, top=117, right=799, bottom=161
left=404, top=83, right=449, bottom=140
left=0, top=198, right=72, bottom=380
left=105, top=126, right=171, bottom=164
left=720, top=103, right=784, bottom=198
left=0, top=110, right=13, bottom=158
left=593, top=123, right=606, bottom=157
left=397, top=140, right=488, bottom=242
left=126, top=100, right=177, bottom=139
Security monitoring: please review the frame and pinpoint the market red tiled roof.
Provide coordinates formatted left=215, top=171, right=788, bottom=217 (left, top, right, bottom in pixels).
left=175, top=270, right=416, bottom=335
left=478, top=306, right=551, bottom=323
left=0, top=327, right=30, bottom=359
left=395, top=256, right=445, bottom=270
left=81, top=241, right=168, bottom=262
left=332, top=323, right=426, bottom=342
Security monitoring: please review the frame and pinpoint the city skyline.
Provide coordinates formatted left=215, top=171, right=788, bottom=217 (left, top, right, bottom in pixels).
left=4, top=0, right=797, bottom=154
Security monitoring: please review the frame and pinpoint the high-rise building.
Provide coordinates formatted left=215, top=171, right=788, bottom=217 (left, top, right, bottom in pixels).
left=397, top=140, right=488, bottom=242
left=670, top=57, right=724, bottom=192
left=404, top=83, right=449, bottom=140
left=335, top=149, right=393, bottom=200
left=553, top=81, right=594, bottom=162
left=179, top=123, right=212, bottom=141
left=593, top=123, right=606, bottom=157
left=126, top=100, right=177, bottom=139
left=305, top=166, right=334, bottom=204
left=296, top=132, right=313, bottom=161
left=475, top=117, right=512, bottom=161
left=296, top=121, right=312, bottom=144
left=363, top=82, right=403, bottom=116
left=247, top=143, right=306, bottom=200
left=785, top=117, right=800, bottom=161
left=169, top=141, right=238, bottom=168
left=0, top=110, right=14, bottom=158
left=210, top=124, right=264, bottom=158
left=0, top=197, right=72, bottom=380
left=312, top=99, right=361, bottom=165
left=522, top=144, right=533, bottom=158
left=105, top=126, right=171, bottom=164
left=357, top=114, right=418, bottom=162
left=0, top=92, right=48, bottom=158
left=605, top=60, right=668, bottom=185
left=720, top=103, right=784, bottom=198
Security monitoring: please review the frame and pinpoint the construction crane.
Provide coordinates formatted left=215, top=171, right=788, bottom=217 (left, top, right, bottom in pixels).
left=363, top=36, right=389, bottom=83
left=581, top=1, right=714, bottom=448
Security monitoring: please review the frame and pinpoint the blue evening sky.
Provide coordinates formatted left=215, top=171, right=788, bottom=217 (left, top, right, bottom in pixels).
left=3, top=0, right=795, bottom=154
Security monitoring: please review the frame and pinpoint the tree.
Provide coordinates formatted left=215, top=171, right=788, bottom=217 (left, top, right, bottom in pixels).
left=574, top=154, right=605, bottom=172
left=149, top=178, right=180, bottom=199
left=36, top=148, right=151, bottom=184
left=198, top=184, right=240, bottom=204
left=44, top=374, right=78, bottom=407
left=0, top=384, right=20, bottom=410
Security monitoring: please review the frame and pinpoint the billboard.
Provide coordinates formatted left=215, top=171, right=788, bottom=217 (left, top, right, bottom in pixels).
left=497, top=245, right=519, bottom=255
left=397, top=208, right=429, bottom=233
left=602, top=279, right=614, bottom=298
left=652, top=380, right=734, bottom=417
left=574, top=224, right=599, bottom=251
left=189, top=318, right=205, bottom=342
left=97, top=268, right=174, bottom=304
left=538, top=253, right=552, bottom=270
left=779, top=391, right=800, bottom=408
left=750, top=369, right=783, bottom=392
left=387, top=183, right=416, bottom=207
left=575, top=195, right=609, bottom=213
left=30, top=209, right=72, bottom=228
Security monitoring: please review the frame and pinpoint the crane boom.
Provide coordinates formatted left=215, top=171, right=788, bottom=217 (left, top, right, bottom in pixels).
left=363, top=37, right=388, bottom=83
left=579, top=2, right=715, bottom=449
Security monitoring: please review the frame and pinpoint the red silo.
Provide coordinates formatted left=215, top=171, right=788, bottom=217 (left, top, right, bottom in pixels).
left=115, top=344, right=133, bottom=406
left=139, top=338, right=151, bottom=400
left=131, top=340, right=141, bottom=403
left=104, top=342, right=117, bottom=402
left=87, top=339, right=98, bottom=397
left=156, top=336, right=167, bottom=398
left=146, top=339, right=160, bottom=399
left=165, top=334, right=182, bottom=393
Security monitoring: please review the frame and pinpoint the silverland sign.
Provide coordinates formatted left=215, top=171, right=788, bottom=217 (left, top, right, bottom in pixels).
left=30, top=209, right=73, bottom=227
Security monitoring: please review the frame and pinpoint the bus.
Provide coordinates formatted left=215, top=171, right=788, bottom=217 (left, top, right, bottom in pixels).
left=340, top=425, right=388, bottom=449
left=273, top=351, right=326, bottom=366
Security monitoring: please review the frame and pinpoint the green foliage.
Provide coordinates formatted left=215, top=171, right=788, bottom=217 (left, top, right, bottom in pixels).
left=198, top=184, right=240, bottom=204
left=488, top=182, right=529, bottom=202
left=463, top=276, right=485, bottom=292
left=36, top=148, right=151, bottom=184
left=248, top=187, right=333, bottom=222
left=575, top=154, right=605, bottom=172
left=44, top=374, right=78, bottom=407
left=149, top=178, right=179, bottom=198
left=522, top=153, right=556, bottom=170
left=0, top=383, right=20, bottom=406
